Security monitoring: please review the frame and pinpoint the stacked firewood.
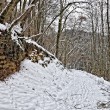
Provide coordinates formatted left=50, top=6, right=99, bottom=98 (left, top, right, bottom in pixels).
left=0, top=34, right=25, bottom=81
left=29, top=50, right=44, bottom=62
left=0, top=31, right=55, bottom=81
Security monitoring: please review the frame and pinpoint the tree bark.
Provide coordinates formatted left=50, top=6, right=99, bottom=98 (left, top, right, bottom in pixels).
left=107, top=0, right=110, bottom=78
left=55, top=0, right=63, bottom=58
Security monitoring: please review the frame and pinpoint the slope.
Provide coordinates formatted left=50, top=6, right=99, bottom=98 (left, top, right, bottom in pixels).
left=0, top=58, right=110, bottom=110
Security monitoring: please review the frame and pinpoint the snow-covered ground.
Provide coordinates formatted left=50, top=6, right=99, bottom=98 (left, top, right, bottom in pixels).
left=0, top=58, right=110, bottom=110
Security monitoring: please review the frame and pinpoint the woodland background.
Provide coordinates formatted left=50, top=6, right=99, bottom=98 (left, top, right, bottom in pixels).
left=0, top=0, right=110, bottom=80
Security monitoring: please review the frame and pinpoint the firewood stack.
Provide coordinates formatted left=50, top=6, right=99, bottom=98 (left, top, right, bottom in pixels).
left=0, top=32, right=25, bottom=81
left=0, top=30, right=55, bottom=81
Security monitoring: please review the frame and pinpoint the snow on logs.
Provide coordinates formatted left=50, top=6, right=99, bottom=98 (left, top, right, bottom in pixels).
left=0, top=29, right=25, bottom=81
left=0, top=24, right=55, bottom=81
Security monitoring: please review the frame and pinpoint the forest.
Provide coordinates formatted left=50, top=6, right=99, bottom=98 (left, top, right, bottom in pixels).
left=1, top=0, right=110, bottom=109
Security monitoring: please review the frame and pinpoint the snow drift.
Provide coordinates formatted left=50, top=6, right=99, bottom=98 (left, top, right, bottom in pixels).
left=0, top=58, right=110, bottom=110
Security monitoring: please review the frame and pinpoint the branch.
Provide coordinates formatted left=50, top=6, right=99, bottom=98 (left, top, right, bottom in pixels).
left=22, top=0, right=50, bottom=34
left=25, top=33, right=43, bottom=40
left=0, top=0, right=20, bottom=23
left=30, top=0, right=39, bottom=4
left=8, top=5, right=35, bottom=31
left=62, top=8, right=76, bottom=32
left=44, top=1, right=89, bottom=33
left=7, top=0, right=39, bottom=31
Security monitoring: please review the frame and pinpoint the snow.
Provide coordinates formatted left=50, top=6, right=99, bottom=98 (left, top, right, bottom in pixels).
left=0, top=23, right=6, bottom=30
left=10, top=23, right=24, bottom=50
left=26, top=39, right=55, bottom=58
left=0, top=59, right=110, bottom=110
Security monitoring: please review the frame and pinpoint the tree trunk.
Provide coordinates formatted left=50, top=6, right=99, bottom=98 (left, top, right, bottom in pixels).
left=55, top=0, right=63, bottom=58
left=107, top=0, right=110, bottom=79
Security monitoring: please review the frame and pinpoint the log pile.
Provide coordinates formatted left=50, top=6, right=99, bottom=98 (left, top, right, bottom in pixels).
left=0, top=31, right=55, bottom=81
left=0, top=32, right=25, bottom=81
left=29, top=50, right=44, bottom=62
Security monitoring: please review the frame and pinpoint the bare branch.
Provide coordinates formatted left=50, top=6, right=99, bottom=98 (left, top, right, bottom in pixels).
left=44, top=1, right=89, bottom=33
left=8, top=5, right=35, bottom=31
left=0, top=0, right=20, bottom=23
